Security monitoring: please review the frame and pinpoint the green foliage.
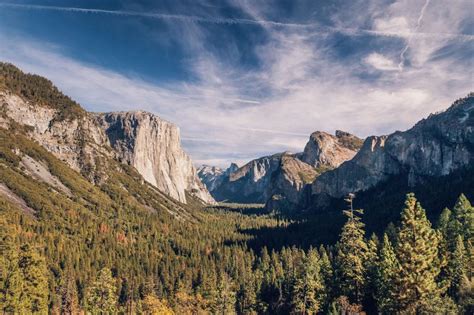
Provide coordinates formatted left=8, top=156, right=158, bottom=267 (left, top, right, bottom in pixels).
left=85, top=268, right=118, bottom=314
left=291, top=249, right=326, bottom=314
left=335, top=202, right=368, bottom=304
left=0, top=115, right=471, bottom=313
left=375, top=234, right=398, bottom=313
left=392, top=193, right=444, bottom=314
left=0, top=62, right=84, bottom=121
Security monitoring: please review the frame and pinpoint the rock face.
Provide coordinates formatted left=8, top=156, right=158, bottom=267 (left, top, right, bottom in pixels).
left=1, top=91, right=111, bottom=176
left=204, top=131, right=363, bottom=206
left=301, top=130, right=363, bottom=168
left=1, top=86, right=214, bottom=205
left=96, top=112, right=214, bottom=204
left=197, top=163, right=238, bottom=192
left=311, top=94, right=474, bottom=201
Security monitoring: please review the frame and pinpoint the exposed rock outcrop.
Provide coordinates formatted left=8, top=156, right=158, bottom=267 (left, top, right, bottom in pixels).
left=197, top=163, right=238, bottom=192
left=301, top=130, right=362, bottom=168
left=311, top=94, right=474, bottom=202
left=1, top=73, right=214, bottom=204
left=96, top=111, right=214, bottom=204
left=203, top=131, right=363, bottom=206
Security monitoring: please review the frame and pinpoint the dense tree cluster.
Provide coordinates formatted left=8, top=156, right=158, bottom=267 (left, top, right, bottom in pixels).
left=0, top=62, right=84, bottom=120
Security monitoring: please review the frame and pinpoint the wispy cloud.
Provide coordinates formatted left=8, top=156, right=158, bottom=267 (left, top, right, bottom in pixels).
left=0, top=0, right=472, bottom=167
left=1, top=2, right=473, bottom=41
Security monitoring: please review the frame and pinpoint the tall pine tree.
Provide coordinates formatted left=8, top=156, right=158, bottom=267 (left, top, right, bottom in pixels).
left=393, top=193, right=443, bottom=314
left=335, top=194, right=368, bottom=305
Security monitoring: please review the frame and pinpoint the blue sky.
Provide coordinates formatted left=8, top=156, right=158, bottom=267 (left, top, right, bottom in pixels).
left=0, top=0, right=473, bottom=167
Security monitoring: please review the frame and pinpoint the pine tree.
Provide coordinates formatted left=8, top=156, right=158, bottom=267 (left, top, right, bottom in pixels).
left=18, top=244, right=49, bottom=313
left=375, top=234, right=398, bottom=313
left=215, top=272, right=236, bottom=315
left=318, top=246, right=333, bottom=309
left=291, top=249, right=325, bottom=314
left=85, top=267, right=118, bottom=314
left=448, top=235, right=468, bottom=300
left=364, top=233, right=379, bottom=311
left=59, top=267, right=79, bottom=315
left=335, top=194, right=368, bottom=304
left=450, top=194, right=474, bottom=245
left=393, top=193, right=443, bottom=314
left=0, top=245, right=26, bottom=313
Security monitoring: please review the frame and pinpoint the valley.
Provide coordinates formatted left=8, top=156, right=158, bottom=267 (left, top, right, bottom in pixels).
left=0, top=63, right=473, bottom=314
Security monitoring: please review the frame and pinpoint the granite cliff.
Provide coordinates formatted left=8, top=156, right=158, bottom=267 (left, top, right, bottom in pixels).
left=0, top=63, right=214, bottom=204
left=310, top=94, right=474, bottom=205
left=201, top=131, right=362, bottom=206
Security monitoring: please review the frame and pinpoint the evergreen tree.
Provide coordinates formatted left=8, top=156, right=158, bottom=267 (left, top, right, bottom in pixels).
left=335, top=194, right=368, bottom=304
left=393, top=193, right=443, bottom=314
left=59, top=267, right=79, bottom=315
left=448, top=235, right=468, bottom=300
left=375, top=234, right=398, bottom=313
left=452, top=194, right=473, bottom=242
left=318, top=246, right=334, bottom=309
left=18, top=244, right=49, bottom=313
left=0, top=245, right=26, bottom=313
left=291, top=249, right=325, bottom=314
left=85, top=267, right=118, bottom=314
left=215, top=272, right=236, bottom=315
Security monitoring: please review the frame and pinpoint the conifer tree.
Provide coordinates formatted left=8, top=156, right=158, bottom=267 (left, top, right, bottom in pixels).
left=291, top=249, right=325, bottom=314
left=393, top=193, right=443, bottom=313
left=215, top=272, right=236, bottom=315
left=59, top=266, right=79, bottom=315
left=18, top=244, right=49, bottom=313
left=375, top=234, right=398, bottom=313
left=448, top=235, right=468, bottom=300
left=319, top=246, right=334, bottom=307
left=450, top=194, right=474, bottom=245
left=85, top=267, right=118, bottom=314
left=0, top=246, right=26, bottom=313
left=335, top=194, right=368, bottom=304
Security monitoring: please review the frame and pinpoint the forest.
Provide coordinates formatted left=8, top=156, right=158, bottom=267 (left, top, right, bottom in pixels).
left=0, top=62, right=472, bottom=314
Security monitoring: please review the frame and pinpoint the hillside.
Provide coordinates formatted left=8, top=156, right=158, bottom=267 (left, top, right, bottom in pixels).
left=0, top=63, right=472, bottom=314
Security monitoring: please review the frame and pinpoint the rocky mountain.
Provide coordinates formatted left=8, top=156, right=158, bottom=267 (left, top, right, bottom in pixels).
left=197, top=163, right=238, bottom=192
left=301, top=130, right=363, bottom=168
left=204, top=131, right=363, bottom=206
left=95, top=111, right=214, bottom=203
left=0, top=63, right=214, bottom=204
left=310, top=94, right=474, bottom=207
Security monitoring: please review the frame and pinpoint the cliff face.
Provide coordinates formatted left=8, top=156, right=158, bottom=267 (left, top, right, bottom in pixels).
left=1, top=91, right=111, bottom=178
left=96, top=112, right=214, bottom=204
left=203, top=131, right=362, bottom=206
left=311, top=94, right=474, bottom=200
left=301, top=130, right=362, bottom=168
left=0, top=70, right=214, bottom=204
left=197, top=163, right=238, bottom=192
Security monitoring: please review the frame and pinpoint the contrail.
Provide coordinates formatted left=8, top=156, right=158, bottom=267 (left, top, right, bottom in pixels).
left=398, top=0, right=431, bottom=71
left=0, top=3, right=315, bottom=28
left=1, top=2, right=473, bottom=42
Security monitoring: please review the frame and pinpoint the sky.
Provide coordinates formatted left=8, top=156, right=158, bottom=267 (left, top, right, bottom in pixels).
left=0, top=0, right=473, bottom=167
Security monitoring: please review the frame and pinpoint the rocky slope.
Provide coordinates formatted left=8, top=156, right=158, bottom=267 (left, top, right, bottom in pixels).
left=0, top=63, right=214, bottom=204
left=197, top=163, right=238, bottom=192
left=301, top=130, right=363, bottom=168
left=205, top=131, right=362, bottom=206
left=310, top=94, right=474, bottom=205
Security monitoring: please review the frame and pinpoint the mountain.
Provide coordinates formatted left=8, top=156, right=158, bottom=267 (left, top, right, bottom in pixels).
left=301, top=130, right=363, bottom=168
left=197, top=163, right=238, bottom=192
left=203, top=131, right=362, bottom=206
left=310, top=94, right=474, bottom=206
left=0, top=62, right=214, bottom=204
left=95, top=111, right=214, bottom=203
